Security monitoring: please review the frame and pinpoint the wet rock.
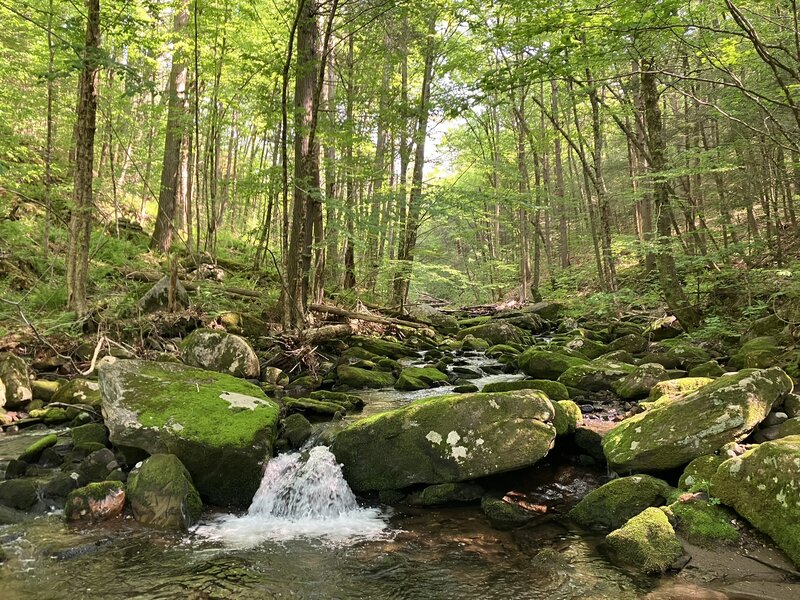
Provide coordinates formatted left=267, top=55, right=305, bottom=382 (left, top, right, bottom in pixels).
left=613, top=363, right=671, bottom=400
left=453, top=384, right=478, bottom=393
left=284, top=375, right=321, bottom=395
left=395, top=367, right=449, bottom=391
left=603, top=367, right=793, bottom=472
left=486, top=344, right=521, bottom=357
left=406, top=482, right=484, bottom=506
left=678, top=455, right=725, bottom=490
left=180, top=328, right=260, bottom=379
left=710, top=435, right=800, bottom=566
left=336, top=365, right=395, bottom=389
left=280, top=413, right=313, bottom=449
left=0, top=352, right=32, bottom=410
left=77, top=448, right=118, bottom=484
left=41, top=473, right=79, bottom=499
left=309, top=390, right=364, bottom=410
left=127, top=454, right=202, bottom=530
left=100, top=359, right=279, bottom=506
left=518, top=349, right=588, bottom=380
left=5, top=459, right=27, bottom=479
left=457, top=321, right=529, bottom=346
left=331, top=389, right=556, bottom=491
left=285, top=398, right=346, bottom=419
left=0, top=479, right=38, bottom=510
left=31, top=379, right=60, bottom=401
left=557, top=359, right=635, bottom=393
left=481, top=496, right=535, bottom=530
left=18, top=433, right=58, bottom=463
left=65, top=481, right=125, bottom=522
left=605, top=507, right=684, bottom=574
left=482, top=379, right=569, bottom=400
left=50, top=378, right=102, bottom=408
left=569, top=475, right=673, bottom=530
left=138, top=275, right=189, bottom=313
left=71, top=423, right=108, bottom=450
left=38, top=447, right=63, bottom=468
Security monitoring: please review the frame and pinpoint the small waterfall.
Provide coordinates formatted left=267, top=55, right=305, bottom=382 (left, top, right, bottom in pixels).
left=197, top=447, right=390, bottom=547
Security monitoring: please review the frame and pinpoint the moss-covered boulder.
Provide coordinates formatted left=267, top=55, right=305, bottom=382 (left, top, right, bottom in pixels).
left=777, top=417, right=800, bottom=438
left=65, top=481, right=125, bottom=522
left=138, top=275, right=189, bottom=313
left=728, top=336, right=784, bottom=370
left=408, top=304, right=459, bottom=335
left=742, top=314, right=784, bottom=343
left=309, top=390, right=364, bottom=410
left=350, top=335, right=416, bottom=359
left=460, top=335, right=490, bottom=351
left=659, top=340, right=712, bottom=370
left=783, top=394, right=800, bottom=418
left=0, top=479, right=38, bottom=510
left=603, top=368, right=793, bottom=473
left=51, top=378, right=102, bottom=408
left=336, top=365, right=395, bottom=389
left=553, top=400, right=582, bottom=435
left=406, top=482, right=484, bottom=506
left=331, top=389, right=556, bottom=491
left=280, top=413, right=313, bottom=449
left=613, top=363, right=671, bottom=400
left=565, top=337, right=609, bottom=359
left=605, top=507, right=684, bottom=574
left=645, top=315, right=683, bottom=341
left=0, top=352, right=32, bottom=410
left=180, top=328, right=260, bottom=379
left=665, top=498, right=739, bottom=545
left=678, top=455, right=725, bottom=490
left=126, top=454, right=202, bottom=531
left=482, top=379, right=569, bottom=400
left=285, top=397, right=347, bottom=419
left=569, top=475, right=673, bottom=530
left=481, top=496, right=535, bottom=530
left=99, top=359, right=280, bottom=506
left=710, top=435, right=800, bottom=566
left=608, top=334, right=648, bottom=355
left=558, top=360, right=635, bottom=393
left=395, top=367, right=449, bottom=391
left=456, top=321, right=529, bottom=346
left=688, top=361, right=726, bottom=378
left=71, top=423, right=108, bottom=450
left=644, top=377, right=714, bottom=410
left=518, top=349, right=588, bottom=380
left=18, top=433, right=58, bottom=463
left=486, top=344, right=521, bottom=357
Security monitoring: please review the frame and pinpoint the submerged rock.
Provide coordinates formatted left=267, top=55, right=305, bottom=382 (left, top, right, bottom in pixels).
left=603, top=368, right=792, bottom=472
left=331, top=390, right=556, bottom=491
left=481, top=496, right=535, bottom=530
left=406, top=482, right=484, bottom=506
left=0, top=479, right=38, bottom=510
left=180, top=328, right=260, bottom=379
left=605, top=507, right=684, bottom=574
left=18, top=433, right=58, bottom=463
left=710, top=435, right=800, bottom=566
left=569, top=475, right=673, bottom=530
left=127, top=454, right=202, bottom=531
left=65, top=481, right=125, bottom=522
left=0, top=352, right=32, bottom=410
left=100, top=359, right=279, bottom=506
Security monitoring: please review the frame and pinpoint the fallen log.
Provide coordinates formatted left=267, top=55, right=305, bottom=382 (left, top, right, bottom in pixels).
left=309, top=303, right=424, bottom=328
left=124, top=270, right=262, bottom=299
left=298, top=323, right=355, bottom=345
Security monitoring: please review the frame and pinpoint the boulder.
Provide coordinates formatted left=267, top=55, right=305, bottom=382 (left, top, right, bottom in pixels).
left=99, top=359, right=279, bottom=506
left=331, top=390, right=556, bottom=491
left=0, top=479, right=38, bottom=510
left=605, top=507, right=684, bottom=574
left=524, top=301, right=564, bottom=321
left=31, top=379, right=60, bottom=401
left=77, top=448, right=119, bottom=484
left=783, top=394, right=800, bottom=418
left=678, top=455, right=725, bottom=490
left=557, top=359, right=635, bottom=393
left=408, top=304, right=459, bottom=335
left=457, top=321, right=529, bottom=346
left=481, top=496, right=535, bottom=530
left=309, top=390, right=364, bottom=410
left=350, top=336, right=416, bottom=359
left=126, top=454, right=202, bottom=530
left=460, top=335, right=490, bottom=351
left=688, top=361, right=726, bottom=378
left=280, top=413, right=313, bottom=449
left=728, top=336, right=784, bottom=370
left=710, top=435, right=800, bottom=566
left=603, top=368, right=793, bottom=472
left=569, top=475, right=673, bottom=530
left=180, top=328, right=260, bottom=379
left=395, top=367, right=449, bottom=391
left=778, top=417, right=800, bottom=438
left=285, top=398, right=347, bottom=419
left=482, top=379, right=569, bottom=400
left=518, top=349, right=588, bottom=380
left=0, top=353, right=32, bottom=409
left=553, top=400, right=582, bottom=435
left=565, top=337, right=609, bottom=359
left=664, top=498, right=738, bottom=546
left=659, top=340, right=712, bottom=370
left=613, top=363, right=671, bottom=400
left=51, top=378, right=101, bottom=408
left=644, top=377, right=714, bottom=410
left=336, top=365, right=395, bottom=389
left=741, top=314, right=784, bottom=343
left=71, top=423, right=108, bottom=450
left=406, top=482, right=484, bottom=506
left=138, top=275, right=189, bottom=313
left=65, top=481, right=125, bottom=522
left=608, top=334, right=648, bottom=355
left=645, top=315, right=683, bottom=341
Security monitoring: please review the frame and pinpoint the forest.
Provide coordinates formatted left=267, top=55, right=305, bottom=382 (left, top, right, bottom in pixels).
left=1, top=1, right=800, bottom=599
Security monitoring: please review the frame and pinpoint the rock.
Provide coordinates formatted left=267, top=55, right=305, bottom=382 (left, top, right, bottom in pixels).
left=180, top=328, right=260, bottom=379
left=350, top=336, right=417, bottom=359
left=331, top=390, right=556, bottom=491
left=138, top=275, right=190, bottom=313
left=481, top=379, right=569, bottom=400
left=569, top=475, right=673, bottom=530
left=557, top=360, right=635, bottom=393
left=459, top=335, right=489, bottom=351
left=644, top=377, right=714, bottom=410
left=645, top=315, right=683, bottom=341
left=777, top=417, right=800, bottom=438
left=285, top=398, right=346, bottom=419
left=497, top=313, right=547, bottom=333
left=688, top=361, right=726, bottom=378
left=486, top=344, right=521, bottom=357
left=613, top=363, right=671, bottom=400
left=664, top=498, right=738, bottom=546
left=741, top=314, right=784, bottom=342
left=281, top=413, right=313, bottom=449
left=218, top=311, right=266, bottom=338
left=5, top=460, right=27, bottom=479
left=457, top=321, right=529, bottom=346
left=395, top=367, right=449, bottom=391
left=29, top=406, right=71, bottom=424
left=678, top=455, right=725, bottom=490
left=408, top=304, right=459, bottom=335
left=41, top=473, right=78, bottom=498
left=524, top=301, right=564, bottom=321
left=603, top=368, right=793, bottom=473
left=284, top=375, right=321, bottom=394
left=600, top=350, right=638, bottom=365
left=453, top=384, right=478, bottom=393
left=0, top=352, right=32, bottom=409
left=608, top=334, right=648, bottom=355
left=65, top=481, right=125, bottom=522
left=0, top=479, right=38, bottom=510
left=565, top=337, right=609, bottom=359
left=99, top=359, right=280, bottom=506
left=336, top=365, right=395, bottom=389
left=518, top=349, right=588, bottom=380
left=784, top=394, right=800, bottom=418
left=728, top=336, right=784, bottom=370
left=553, top=400, right=582, bottom=435
left=659, top=340, right=712, bottom=370
left=309, top=390, right=364, bottom=410
left=127, top=454, right=202, bottom=530
left=710, top=435, right=800, bottom=566
left=18, top=433, right=58, bottom=463
left=262, top=367, right=289, bottom=386
left=31, top=379, right=60, bottom=401
left=481, top=496, right=535, bottom=530
left=71, top=423, right=108, bottom=450
left=406, top=482, right=484, bottom=506
left=51, top=378, right=102, bottom=407
left=77, top=448, right=118, bottom=484
left=605, top=507, right=684, bottom=574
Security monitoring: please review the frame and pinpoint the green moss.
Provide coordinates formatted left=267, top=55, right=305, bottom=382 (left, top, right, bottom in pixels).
left=518, top=349, right=588, bottom=380
left=481, top=496, right=534, bottom=530
left=643, top=377, right=714, bottom=410
left=482, top=379, right=569, bottom=400
left=351, top=335, right=416, bottom=358
left=666, top=499, right=738, bottom=545
left=286, top=397, right=347, bottom=417
left=552, top=400, right=582, bottom=435
left=406, top=482, right=483, bottom=506
left=486, top=344, right=521, bottom=357
left=569, top=475, right=673, bottom=530
left=678, top=455, right=725, bottom=490
left=336, top=365, right=396, bottom=389
left=127, top=454, right=202, bottom=530
left=18, top=433, right=58, bottom=463
left=557, top=360, right=635, bottom=392
left=395, top=367, right=448, bottom=391
left=457, top=321, right=529, bottom=345
left=605, top=507, right=684, bottom=574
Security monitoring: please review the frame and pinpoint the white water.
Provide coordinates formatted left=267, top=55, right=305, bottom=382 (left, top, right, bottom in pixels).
left=197, top=446, right=391, bottom=547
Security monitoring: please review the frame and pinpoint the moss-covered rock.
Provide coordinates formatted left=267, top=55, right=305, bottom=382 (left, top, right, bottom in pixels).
left=644, top=377, right=714, bottom=410
left=408, top=304, right=459, bottom=335
left=336, top=365, right=395, bottom=389
left=603, top=368, right=793, bottom=473
left=678, top=455, right=725, bottom=490
left=553, top=400, right=582, bottom=435
left=606, top=507, right=683, bottom=574
left=0, top=478, right=38, bottom=510
left=31, top=379, right=60, bottom=401
left=518, top=349, right=588, bottom=380
left=180, top=328, right=260, bottom=379
left=99, top=359, right=279, bottom=507
left=659, top=340, right=712, bottom=370
left=350, top=335, right=416, bottom=359
left=481, top=379, right=569, bottom=400
left=0, top=352, right=32, bottom=410
left=481, top=496, right=535, bottom=530
left=665, top=498, right=738, bottom=545
left=18, top=433, right=58, bottom=463
left=285, top=397, right=347, bottom=419
left=688, top=361, right=726, bottom=378
left=406, top=482, right=484, bottom=506
left=460, top=335, right=490, bottom=351
left=710, top=435, right=800, bottom=566
left=71, top=423, right=108, bottom=450
left=331, top=389, right=556, bottom=491
left=777, top=417, right=800, bottom=438
left=608, top=334, right=648, bottom=355
left=564, top=337, right=608, bottom=359
left=29, top=406, right=71, bottom=424
left=280, top=413, right=313, bottom=449
left=309, top=390, right=364, bottom=410
left=645, top=316, right=683, bottom=341
left=569, top=475, right=673, bottom=530
left=613, top=363, right=671, bottom=400
left=51, top=378, right=101, bottom=408
left=457, top=321, right=529, bottom=346
left=127, top=454, right=202, bottom=530
left=785, top=394, right=800, bottom=418
left=65, top=481, right=125, bottom=522
left=395, top=367, right=449, bottom=391
left=138, top=275, right=189, bottom=313
left=486, top=344, right=521, bottom=358
left=558, top=360, right=635, bottom=393
left=728, top=336, right=784, bottom=370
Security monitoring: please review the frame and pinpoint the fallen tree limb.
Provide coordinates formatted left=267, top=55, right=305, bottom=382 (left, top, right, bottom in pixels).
left=309, top=303, right=423, bottom=328
left=124, top=270, right=262, bottom=299
left=297, top=323, right=355, bottom=345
